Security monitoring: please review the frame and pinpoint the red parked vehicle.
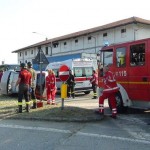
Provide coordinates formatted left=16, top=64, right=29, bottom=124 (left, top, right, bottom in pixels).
left=97, top=38, right=150, bottom=112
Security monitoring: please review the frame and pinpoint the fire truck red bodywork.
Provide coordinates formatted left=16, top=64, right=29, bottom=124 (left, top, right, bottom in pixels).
left=98, top=38, right=150, bottom=109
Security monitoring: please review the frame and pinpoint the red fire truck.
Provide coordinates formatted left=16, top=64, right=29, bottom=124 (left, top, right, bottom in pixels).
left=98, top=38, right=150, bottom=112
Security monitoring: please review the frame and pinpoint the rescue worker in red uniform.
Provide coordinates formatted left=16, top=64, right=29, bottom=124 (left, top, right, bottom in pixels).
left=90, top=70, right=98, bottom=99
left=46, top=69, right=57, bottom=105
left=96, top=65, right=119, bottom=119
left=15, top=63, right=31, bottom=113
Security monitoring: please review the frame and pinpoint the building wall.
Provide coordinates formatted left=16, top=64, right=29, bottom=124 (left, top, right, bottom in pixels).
left=17, top=23, right=150, bottom=64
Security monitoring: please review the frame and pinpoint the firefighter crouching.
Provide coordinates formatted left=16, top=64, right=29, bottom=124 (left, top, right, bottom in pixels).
left=96, top=65, right=119, bottom=119
left=27, top=62, right=37, bottom=109
left=46, top=69, right=57, bottom=105
left=15, top=63, right=32, bottom=113
left=90, top=70, right=98, bottom=99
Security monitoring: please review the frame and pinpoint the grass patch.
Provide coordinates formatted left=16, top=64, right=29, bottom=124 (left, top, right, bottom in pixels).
left=0, top=95, right=97, bottom=121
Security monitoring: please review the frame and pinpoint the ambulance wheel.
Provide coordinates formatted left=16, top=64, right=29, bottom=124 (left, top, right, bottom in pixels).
left=84, top=91, right=90, bottom=94
left=108, top=92, right=127, bottom=113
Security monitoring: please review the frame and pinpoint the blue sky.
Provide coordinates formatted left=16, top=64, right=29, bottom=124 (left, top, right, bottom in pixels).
left=0, top=0, right=149, bottom=64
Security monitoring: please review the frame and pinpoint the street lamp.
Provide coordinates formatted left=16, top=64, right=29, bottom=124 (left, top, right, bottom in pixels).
left=32, top=32, right=48, bottom=40
left=88, top=35, right=96, bottom=54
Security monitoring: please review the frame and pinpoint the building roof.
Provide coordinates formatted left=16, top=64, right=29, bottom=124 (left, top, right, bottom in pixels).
left=12, top=16, right=150, bottom=53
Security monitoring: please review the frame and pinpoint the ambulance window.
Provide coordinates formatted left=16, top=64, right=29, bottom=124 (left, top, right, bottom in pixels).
left=85, top=67, right=93, bottom=77
left=130, top=43, right=145, bottom=66
left=116, top=47, right=126, bottom=67
left=102, top=50, right=113, bottom=66
left=74, top=67, right=82, bottom=77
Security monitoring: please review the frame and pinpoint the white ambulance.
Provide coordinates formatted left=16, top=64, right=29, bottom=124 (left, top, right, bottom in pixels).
left=35, top=58, right=97, bottom=99
left=35, top=58, right=96, bottom=99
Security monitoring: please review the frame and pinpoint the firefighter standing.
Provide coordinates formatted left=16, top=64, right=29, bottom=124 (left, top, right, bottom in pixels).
left=46, top=69, right=57, bottom=105
left=90, top=70, right=98, bottom=99
left=15, top=63, right=31, bottom=113
left=27, top=62, right=37, bottom=109
left=96, top=65, right=119, bottom=119
left=67, top=70, right=75, bottom=98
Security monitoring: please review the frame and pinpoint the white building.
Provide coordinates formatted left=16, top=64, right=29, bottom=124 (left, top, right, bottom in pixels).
left=12, top=16, right=150, bottom=65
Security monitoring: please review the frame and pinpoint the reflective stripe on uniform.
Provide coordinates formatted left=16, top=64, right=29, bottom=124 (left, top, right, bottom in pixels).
left=93, top=93, right=97, bottom=96
left=18, top=102, right=22, bottom=106
left=32, top=99, right=37, bottom=103
left=112, top=108, right=117, bottom=114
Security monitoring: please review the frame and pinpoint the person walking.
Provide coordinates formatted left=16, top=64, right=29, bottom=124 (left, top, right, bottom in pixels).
left=90, top=70, right=98, bottom=99
left=67, top=70, right=75, bottom=98
left=15, top=63, right=31, bottom=113
left=96, top=65, right=119, bottom=119
left=27, top=62, right=37, bottom=109
left=46, top=69, right=57, bottom=105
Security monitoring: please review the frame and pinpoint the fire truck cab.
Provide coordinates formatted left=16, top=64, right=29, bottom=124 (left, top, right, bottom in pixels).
left=98, top=38, right=150, bottom=112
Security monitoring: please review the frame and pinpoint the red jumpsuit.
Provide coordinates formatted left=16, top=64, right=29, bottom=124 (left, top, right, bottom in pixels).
left=46, top=74, right=56, bottom=104
left=99, top=71, right=119, bottom=117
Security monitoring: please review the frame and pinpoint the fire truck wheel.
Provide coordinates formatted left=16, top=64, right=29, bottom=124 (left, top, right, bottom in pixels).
left=84, top=91, right=90, bottom=94
left=108, top=92, right=127, bottom=113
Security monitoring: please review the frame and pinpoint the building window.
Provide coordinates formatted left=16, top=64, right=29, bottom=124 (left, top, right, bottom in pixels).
left=121, top=29, right=126, bottom=33
left=25, top=51, right=27, bottom=55
left=31, top=50, right=33, bottom=54
left=45, top=47, right=48, bottom=55
left=25, top=60, right=27, bottom=63
left=103, top=33, right=107, bottom=37
left=88, top=37, right=91, bottom=40
left=20, top=52, right=22, bottom=57
left=75, top=39, right=78, bottom=43
left=53, top=42, right=59, bottom=48
left=121, top=28, right=126, bottom=38
left=64, top=42, right=67, bottom=45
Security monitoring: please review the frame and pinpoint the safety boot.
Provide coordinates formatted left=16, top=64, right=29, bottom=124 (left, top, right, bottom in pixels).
left=16, top=105, right=22, bottom=113
left=92, top=96, right=97, bottom=99
left=94, top=110, right=104, bottom=115
left=26, top=104, right=30, bottom=112
left=109, top=115, right=117, bottom=119
left=31, top=102, right=37, bottom=109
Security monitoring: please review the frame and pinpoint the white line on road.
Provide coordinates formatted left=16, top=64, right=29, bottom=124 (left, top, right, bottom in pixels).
left=0, top=124, right=71, bottom=134
left=0, top=124, right=150, bottom=145
left=77, top=132, right=150, bottom=145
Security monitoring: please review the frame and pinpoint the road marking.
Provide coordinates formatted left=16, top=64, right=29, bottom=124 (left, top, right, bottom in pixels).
left=77, top=132, right=150, bottom=144
left=0, top=123, right=150, bottom=144
left=0, top=124, right=71, bottom=134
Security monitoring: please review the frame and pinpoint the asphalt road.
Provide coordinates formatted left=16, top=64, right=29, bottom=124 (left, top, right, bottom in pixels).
left=0, top=118, right=149, bottom=150
left=0, top=92, right=150, bottom=150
